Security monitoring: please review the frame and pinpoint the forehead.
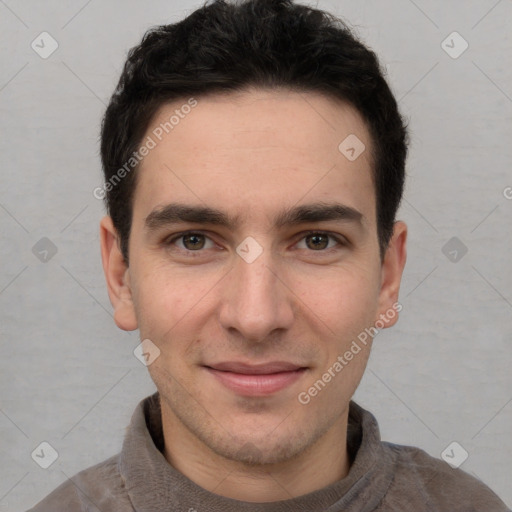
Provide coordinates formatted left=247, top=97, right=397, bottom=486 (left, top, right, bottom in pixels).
left=132, top=88, right=375, bottom=229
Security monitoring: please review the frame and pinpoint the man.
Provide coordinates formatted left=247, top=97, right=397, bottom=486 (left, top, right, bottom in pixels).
left=28, top=0, right=510, bottom=510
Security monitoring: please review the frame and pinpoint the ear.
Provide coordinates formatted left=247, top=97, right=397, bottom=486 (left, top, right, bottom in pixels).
left=376, top=221, right=407, bottom=328
left=99, top=216, right=138, bottom=331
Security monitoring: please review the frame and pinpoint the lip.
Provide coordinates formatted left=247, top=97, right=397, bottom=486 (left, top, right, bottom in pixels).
left=204, top=361, right=308, bottom=396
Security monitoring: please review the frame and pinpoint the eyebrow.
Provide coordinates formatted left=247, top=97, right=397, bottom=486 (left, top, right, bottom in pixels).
left=144, top=201, right=364, bottom=233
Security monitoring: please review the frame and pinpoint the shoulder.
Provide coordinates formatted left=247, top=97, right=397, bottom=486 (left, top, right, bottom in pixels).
left=27, top=454, right=134, bottom=512
left=380, top=442, right=510, bottom=511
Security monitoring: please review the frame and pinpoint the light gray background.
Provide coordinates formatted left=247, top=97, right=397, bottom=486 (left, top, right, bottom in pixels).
left=1, top=0, right=511, bottom=510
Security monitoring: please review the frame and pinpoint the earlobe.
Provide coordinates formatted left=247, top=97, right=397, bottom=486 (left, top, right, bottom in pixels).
left=377, top=221, right=407, bottom=328
left=99, top=216, right=138, bottom=331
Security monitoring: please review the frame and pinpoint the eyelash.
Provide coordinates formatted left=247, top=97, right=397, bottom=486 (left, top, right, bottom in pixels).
left=164, top=230, right=346, bottom=257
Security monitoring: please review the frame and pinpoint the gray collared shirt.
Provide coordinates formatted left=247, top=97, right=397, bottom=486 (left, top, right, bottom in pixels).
left=28, top=392, right=510, bottom=511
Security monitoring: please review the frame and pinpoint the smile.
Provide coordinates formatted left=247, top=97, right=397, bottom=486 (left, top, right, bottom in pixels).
left=203, top=362, right=308, bottom=396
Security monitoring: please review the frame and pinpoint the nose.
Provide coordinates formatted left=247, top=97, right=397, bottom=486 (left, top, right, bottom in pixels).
left=218, top=245, right=295, bottom=343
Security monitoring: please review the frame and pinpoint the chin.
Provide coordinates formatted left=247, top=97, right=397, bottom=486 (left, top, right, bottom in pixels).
left=206, top=425, right=314, bottom=467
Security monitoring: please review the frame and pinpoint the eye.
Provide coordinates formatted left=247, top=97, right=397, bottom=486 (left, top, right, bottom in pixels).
left=165, top=230, right=345, bottom=255
left=295, top=231, right=345, bottom=252
left=165, top=232, right=216, bottom=254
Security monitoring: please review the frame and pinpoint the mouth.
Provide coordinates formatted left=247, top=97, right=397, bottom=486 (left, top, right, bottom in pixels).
left=203, top=361, right=308, bottom=396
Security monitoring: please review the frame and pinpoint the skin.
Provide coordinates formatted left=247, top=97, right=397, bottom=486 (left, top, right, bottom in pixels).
left=100, top=88, right=407, bottom=502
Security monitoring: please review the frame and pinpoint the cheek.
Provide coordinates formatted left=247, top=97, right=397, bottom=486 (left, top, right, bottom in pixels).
left=130, top=266, right=185, bottom=337
left=294, top=264, right=380, bottom=334
left=130, top=261, right=225, bottom=348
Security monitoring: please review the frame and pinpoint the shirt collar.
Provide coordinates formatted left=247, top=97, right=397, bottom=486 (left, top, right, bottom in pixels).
left=119, top=392, right=396, bottom=511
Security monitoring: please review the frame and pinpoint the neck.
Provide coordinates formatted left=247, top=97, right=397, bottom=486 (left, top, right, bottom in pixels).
left=161, top=405, right=351, bottom=502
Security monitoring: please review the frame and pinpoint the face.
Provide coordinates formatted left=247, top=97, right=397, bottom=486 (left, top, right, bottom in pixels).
left=101, top=88, right=406, bottom=466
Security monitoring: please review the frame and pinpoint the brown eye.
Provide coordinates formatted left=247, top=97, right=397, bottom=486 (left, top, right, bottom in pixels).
left=181, top=233, right=206, bottom=250
left=166, top=232, right=215, bottom=254
left=296, top=231, right=344, bottom=252
left=305, top=233, right=330, bottom=250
